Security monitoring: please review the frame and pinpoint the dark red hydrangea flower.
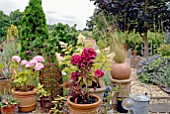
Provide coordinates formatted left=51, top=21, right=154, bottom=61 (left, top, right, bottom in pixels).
left=71, top=71, right=80, bottom=80
left=94, top=69, right=104, bottom=78
left=71, top=54, right=82, bottom=65
left=81, top=48, right=97, bottom=62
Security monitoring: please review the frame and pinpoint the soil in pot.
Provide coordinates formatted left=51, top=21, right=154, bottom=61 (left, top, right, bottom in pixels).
left=67, top=94, right=102, bottom=114
left=116, top=97, right=128, bottom=113
left=70, top=95, right=98, bottom=104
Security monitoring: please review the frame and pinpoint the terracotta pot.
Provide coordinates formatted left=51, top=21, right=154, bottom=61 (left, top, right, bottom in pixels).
left=11, top=89, right=37, bottom=112
left=110, top=61, right=131, bottom=80
left=0, top=105, right=15, bottom=114
left=67, top=94, right=102, bottom=114
left=133, top=50, right=137, bottom=56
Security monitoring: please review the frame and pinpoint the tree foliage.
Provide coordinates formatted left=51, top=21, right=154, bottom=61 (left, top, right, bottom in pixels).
left=91, top=0, right=170, bottom=56
left=49, top=23, right=78, bottom=53
left=20, top=0, right=49, bottom=59
left=0, top=11, right=10, bottom=41
left=92, top=0, right=170, bottom=33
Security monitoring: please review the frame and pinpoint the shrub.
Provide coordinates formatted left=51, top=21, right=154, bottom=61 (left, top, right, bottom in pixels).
left=20, top=0, right=49, bottom=59
left=137, top=55, right=170, bottom=87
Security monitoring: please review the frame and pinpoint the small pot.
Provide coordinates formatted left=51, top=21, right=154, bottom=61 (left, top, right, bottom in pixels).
left=67, top=94, right=102, bottom=114
left=11, top=89, right=37, bottom=112
left=0, top=105, right=15, bottom=114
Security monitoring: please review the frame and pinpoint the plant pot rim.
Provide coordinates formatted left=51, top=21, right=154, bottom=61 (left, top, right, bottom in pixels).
left=1, top=104, right=16, bottom=108
left=89, top=87, right=106, bottom=92
left=67, top=94, right=102, bottom=110
left=11, top=88, right=37, bottom=95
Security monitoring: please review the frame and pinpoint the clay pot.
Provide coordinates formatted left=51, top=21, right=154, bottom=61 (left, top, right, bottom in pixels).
left=0, top=105, right=15, bottom=114
left=110, top=61, right=131, bottom=80
left=11, top=89, right=37, bottom=112
left=67, top=94, right=102, bottom=114
left=133, top=50, right=137, bottom=56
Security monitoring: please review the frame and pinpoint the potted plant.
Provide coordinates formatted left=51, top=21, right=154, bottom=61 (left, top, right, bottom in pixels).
left=57, top=36, right=110, bottom=98
left=10, top=55, right=45, bottom=112
left=61, top=47, right=104, bottom=114
left=108, top=29, right=131, bottom=80
left=0, top=94, right=18, bottom=114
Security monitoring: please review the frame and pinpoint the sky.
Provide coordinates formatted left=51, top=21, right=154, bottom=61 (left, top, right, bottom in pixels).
left=0, top=0, right=96, bottom=30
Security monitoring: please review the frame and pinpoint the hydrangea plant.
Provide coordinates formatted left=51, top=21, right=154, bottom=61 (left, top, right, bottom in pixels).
left=11, top=55, right=44, bottom=92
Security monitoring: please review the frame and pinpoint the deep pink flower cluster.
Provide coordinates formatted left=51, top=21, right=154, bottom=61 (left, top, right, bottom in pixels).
left=70, top=48, right=104, bottom=80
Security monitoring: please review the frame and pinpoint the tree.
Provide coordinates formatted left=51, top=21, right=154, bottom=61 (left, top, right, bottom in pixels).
left=20, top=0, right=49, bottom=59
left=91, top=0, right=170, bottom=57
left=0, top=11, right=10, bottom=41
left=49, top=23, right=78, bottom=54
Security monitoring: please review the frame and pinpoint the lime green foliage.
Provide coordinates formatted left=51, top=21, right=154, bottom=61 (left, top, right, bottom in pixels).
left=11, top=64, right=40, bottom=91
left=157, top=44, right=170, bottom=57
left=20, top=0, right=49, bottom=59
left=36, top=83, right=50, bottom=98
left=7, top=24, right=18, bottom=39
left=49, top=95, right=65, bottom=114
left=56, top=41, right=82, bottom=95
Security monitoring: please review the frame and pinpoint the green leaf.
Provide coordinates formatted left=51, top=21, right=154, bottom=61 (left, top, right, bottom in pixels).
left=88, top=80, right=92, bottom=86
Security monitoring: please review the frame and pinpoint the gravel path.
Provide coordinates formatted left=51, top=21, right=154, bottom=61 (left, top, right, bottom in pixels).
left=130, top=68, right=170, bottom=97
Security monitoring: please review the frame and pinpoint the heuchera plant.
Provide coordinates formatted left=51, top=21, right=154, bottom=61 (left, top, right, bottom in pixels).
left=62, top=47, right=104, bottom=104
left=11, top=55, right=44, bottom=92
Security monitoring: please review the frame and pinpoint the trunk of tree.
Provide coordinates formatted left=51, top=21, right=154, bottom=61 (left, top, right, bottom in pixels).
left=142, top=32, right=149, bottom=57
